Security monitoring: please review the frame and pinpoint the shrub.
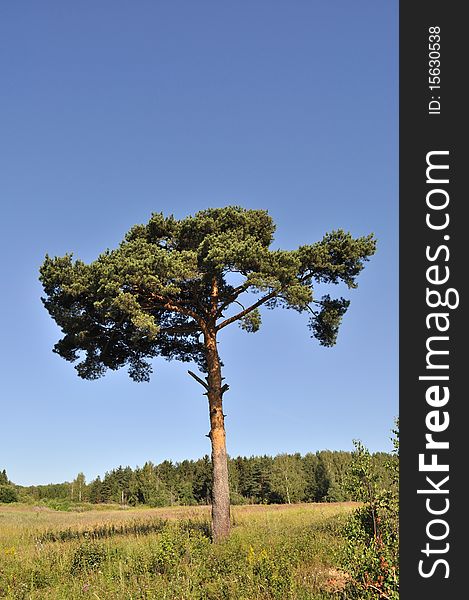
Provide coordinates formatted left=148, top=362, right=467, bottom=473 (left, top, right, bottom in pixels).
left=229, top=490, right=248, bottom=505
left=0, top=484, right=18, bottom=503
left=340, top=421, right=399, bottom=599
left=247, top=546, right=293, bottom=599
left=70, top=542, right=107, bottom=575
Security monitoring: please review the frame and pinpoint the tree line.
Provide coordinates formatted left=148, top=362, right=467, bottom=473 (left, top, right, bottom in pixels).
left=3, top=451, right=395, bottom=507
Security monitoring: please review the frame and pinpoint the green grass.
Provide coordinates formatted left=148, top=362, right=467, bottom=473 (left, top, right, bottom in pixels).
left=0, top=502, right=357, bottom=599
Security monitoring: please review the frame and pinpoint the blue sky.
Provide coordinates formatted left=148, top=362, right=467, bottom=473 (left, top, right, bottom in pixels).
left=0, top=1, right=398, bottom=486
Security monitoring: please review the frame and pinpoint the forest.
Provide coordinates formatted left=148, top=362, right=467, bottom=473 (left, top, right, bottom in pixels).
left=1, top=450, right=395, bottom=508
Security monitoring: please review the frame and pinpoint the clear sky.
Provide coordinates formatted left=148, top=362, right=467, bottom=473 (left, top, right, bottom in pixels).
left=0, top=1, right=398, bottom=486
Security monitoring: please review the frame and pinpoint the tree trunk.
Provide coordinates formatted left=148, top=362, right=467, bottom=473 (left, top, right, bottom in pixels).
left=205, top=329, right=231, bottom=542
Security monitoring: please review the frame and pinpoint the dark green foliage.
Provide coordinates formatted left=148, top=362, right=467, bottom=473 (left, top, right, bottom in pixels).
left=26, top=482, right=70, bottom=501
left=87, top=475, right=103, bottom=503
left=0, top=469, right=9, bottom=485
left=70, top=541, right=107, bottom=575
left=0, top=484, right=18, bottom=503
left=302, top=453, right=321, bottom=501
left=231, top=455, right=274, bottom=503
left=312, top=457, right=331, bottom=502
left=39, top=207, right=376, bottom=382
left=191, top=455, right=213, bottom=504
left=308, top=295, right=350, bottom=347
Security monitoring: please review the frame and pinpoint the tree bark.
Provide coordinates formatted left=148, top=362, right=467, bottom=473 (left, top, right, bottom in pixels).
left=204, top=328, right=231, bottom=542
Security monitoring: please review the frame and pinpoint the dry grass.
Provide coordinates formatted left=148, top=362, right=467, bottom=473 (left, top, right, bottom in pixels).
left=0, top=502, right=357, bottom=599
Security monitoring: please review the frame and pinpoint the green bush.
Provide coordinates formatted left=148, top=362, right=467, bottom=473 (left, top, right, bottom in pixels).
left=0, top=484, right=18, bottom=503
left=70, top=541, right=107, bottom=575
left=147, top=527, right=187, bottom=574
left=340, top=422, right=399, bottom=599
left=230, top=490, right=249, bottom=505
left=247, top=546, right=293, bottom=598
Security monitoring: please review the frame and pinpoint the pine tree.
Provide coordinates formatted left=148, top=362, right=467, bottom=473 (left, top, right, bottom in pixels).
left=88, top=476, right=103, bottom=503
left=40, top=206, right=375, bottom=540
left=0, top=469, right=9, bottom=486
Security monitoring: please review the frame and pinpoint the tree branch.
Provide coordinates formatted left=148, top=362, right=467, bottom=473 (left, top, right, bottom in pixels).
left=216, top=289, right=278, bottom=331
left=158, top=323, right=200, bottom=336
left=146, top=291, right=206, bottom=330
left=366, top=584, right=391, bottom=600
left=216, top=282, right=252, bottom=317
left=187, top=370, right=209, bottom=391
left=304, top=304, right=318, bottom=316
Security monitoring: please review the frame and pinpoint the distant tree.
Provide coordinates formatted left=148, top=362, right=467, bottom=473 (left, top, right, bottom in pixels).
left=270, top=453, right=306, bottom=504
left=72, top=472, right=86, bottom=502
left=235, top=457, right=258, bottom=502
left=111, top=466, right=134, bottom=504
left=252, top=456, right=274, bottom=503
left=33, top=482, right=69, bottom=500
left=0, top=485, right=18, bottom=503
left=99, top=467, right=130, bottom=503
left=313, top=455, right=331, bottom=502
left=174, top=479, right=196, bottom=506
left=174, top=459, right=197, bottom=504
left=233, top=457, right=253, bottom=501
left=134, top=461, right=171, bottom=507
left=100, top=473, right=113, bottom=503
left=0, top=469, right=9, bottom=486
left=40, top=207, right=375, bottom=540
left=302, top=453, right=320, bottom=502
left=88, top=476, right=103, bottom=503
left=192, top=455, right=212, bottom=504
left=317, top=451, right=353, bottom=502
left=230, top=455, right=269, bottom=503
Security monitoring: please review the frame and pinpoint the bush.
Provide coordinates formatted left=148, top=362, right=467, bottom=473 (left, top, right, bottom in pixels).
left=247, top=546, right=293, bottom=598
left=340, top=421, right=399, bottom=599
left=0, top=484, right=18, bottom=503
left=40, top=498, right=72, bottom=511
left=70, top=541, right=107, bottom=575
left=230, top=490, right=248, bottom=505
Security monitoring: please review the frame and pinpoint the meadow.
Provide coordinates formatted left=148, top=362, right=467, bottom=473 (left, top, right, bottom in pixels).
left=0, top=502, right=357, bottom=600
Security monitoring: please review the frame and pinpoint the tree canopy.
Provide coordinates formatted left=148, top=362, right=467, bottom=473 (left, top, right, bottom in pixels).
left=40, top=206, right=376, bottom=541
left=40, top=206, right=376, bottom=382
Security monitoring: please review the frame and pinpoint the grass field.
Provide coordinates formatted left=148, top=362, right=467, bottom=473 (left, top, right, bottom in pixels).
left=0, top=502, right=357, bottom=599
